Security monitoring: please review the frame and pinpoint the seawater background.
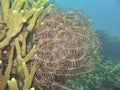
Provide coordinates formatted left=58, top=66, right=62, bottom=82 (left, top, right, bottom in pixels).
left=50, top=0, right=120, bottom=36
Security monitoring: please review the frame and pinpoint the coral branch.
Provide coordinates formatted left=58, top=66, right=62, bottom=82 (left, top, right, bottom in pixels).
left=0, top=43, right=14, bottom=90
left=7, top=62, right=36, bottom=90
left=14, top=32, right=36, bottom=87
left=7, top=78, right=19, bottom=90
left=21, top=31, right=29, bottom=57
left=0, top=0, right=51, bottom=48
left=8, top=77, right=36, bottom=90
left=23, top=62, right=37, bottom=89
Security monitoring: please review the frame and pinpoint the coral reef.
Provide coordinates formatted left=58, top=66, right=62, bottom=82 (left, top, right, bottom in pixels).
left=65, top=61, right=120, bottom=90
left=0, top=0, right=99, bottom=90
left=0, top=0, right=52, bottom=89
left=0, top=0, right=53, bottom=48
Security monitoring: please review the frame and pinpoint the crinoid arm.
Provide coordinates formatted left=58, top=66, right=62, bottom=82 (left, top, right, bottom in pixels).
left=32, top=9, right=99, bottom=90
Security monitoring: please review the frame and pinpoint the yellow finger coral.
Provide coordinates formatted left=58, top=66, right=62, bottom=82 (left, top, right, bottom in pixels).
left=0, top=0, right=53, bottom=48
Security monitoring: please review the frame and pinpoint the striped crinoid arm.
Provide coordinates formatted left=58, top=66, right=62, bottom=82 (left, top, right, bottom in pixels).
left=32, top=9, right=99, bottom=89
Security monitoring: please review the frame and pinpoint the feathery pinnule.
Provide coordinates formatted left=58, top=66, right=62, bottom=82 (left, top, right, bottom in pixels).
left=32, top=9, right=99, bottom=90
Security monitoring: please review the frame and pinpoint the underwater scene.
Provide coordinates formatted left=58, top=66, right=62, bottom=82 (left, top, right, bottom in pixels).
left=0, top=0, right=120, bottom=90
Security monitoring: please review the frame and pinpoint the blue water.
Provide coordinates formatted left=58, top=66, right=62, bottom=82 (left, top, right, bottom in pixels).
left=51, top=0, right=120, bottom=36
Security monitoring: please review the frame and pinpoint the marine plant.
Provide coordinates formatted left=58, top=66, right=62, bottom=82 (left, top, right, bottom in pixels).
left=0, top=0, right=99, bottom=90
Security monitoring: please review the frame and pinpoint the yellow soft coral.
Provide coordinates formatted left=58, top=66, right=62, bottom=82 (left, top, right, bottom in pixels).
left=0, top=0, right=53, bottom=89
left=0, top=0, right=53, bottom=48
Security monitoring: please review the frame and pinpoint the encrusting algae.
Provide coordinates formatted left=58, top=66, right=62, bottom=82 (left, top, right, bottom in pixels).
left=0, top=0, right=99, bottom=90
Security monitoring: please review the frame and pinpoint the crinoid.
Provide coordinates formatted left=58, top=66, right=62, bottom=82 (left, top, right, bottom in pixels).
left=31, top=9, right=99, bottom=90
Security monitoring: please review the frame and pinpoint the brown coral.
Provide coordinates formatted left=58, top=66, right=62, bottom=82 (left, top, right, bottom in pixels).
left=31, top=9, right=99, bottom=89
